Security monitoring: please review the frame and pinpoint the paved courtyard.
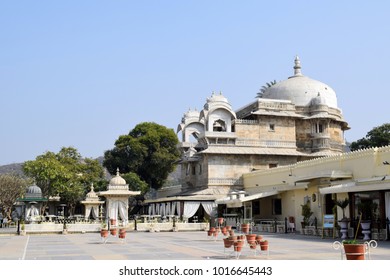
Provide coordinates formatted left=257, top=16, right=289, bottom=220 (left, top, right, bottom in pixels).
left=1, top=230, right=389, bottom=260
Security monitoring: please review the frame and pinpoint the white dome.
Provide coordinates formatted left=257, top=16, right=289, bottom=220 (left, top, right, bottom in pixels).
left=203, top=92, right=232, bottom=111
left=109, top=169, right=126, bottom=186
left=26, top=184, right=42, bottom=199
left=85, top=184, right=99, bottom=201
left=262, top=57, right=338, bottom=109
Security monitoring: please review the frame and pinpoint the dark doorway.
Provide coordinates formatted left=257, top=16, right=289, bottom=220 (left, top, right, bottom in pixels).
left=325, top=194, right=335, bottom=214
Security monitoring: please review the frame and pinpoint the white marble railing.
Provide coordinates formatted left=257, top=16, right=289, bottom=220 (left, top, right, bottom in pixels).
left=235, top=139, right=296, bottom=148
left=199, top=177, right=243, bottom=186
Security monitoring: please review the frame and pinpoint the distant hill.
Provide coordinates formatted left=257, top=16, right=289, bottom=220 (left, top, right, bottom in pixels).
left=0, top=157, right=181, bottom=184
left=0, top=163, right=24, bottom=176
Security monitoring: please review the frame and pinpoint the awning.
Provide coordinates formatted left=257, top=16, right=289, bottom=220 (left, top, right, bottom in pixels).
left=216, top=190, right=279, bottom=207
left=319, top=180, right=390, bottom=194
left=144, top=196, right=220, bottom=204
left=319, top=182, right=356, bottom=194
left=295, top=170, right=353, bottom=183
left=240, top=191, right=280, bottom=202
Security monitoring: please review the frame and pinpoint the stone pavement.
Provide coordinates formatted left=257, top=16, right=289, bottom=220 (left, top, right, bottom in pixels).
left=1, top=230, right=390, bottom=260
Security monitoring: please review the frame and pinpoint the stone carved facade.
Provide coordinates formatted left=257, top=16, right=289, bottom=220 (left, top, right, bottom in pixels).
left=176, top=57, right=349, bottom=200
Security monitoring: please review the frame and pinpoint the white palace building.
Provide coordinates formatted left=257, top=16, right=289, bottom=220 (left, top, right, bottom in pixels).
left=145, top=57, right=390, bottom=239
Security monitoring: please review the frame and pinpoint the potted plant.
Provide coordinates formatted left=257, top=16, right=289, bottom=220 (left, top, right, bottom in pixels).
left=300, top=201, right=313, bottom=229
left=223, top=237, right=233, bottom=248
left=259, top=240, right=269, bottom=251
left=20, top=220, right=26, bottom=236
left=335, top=198, right=349, bottom=238
left=246, top=233, right=257, bottom=248
left=100, top=222, right=109, bottom=238
left=338, top=213, right=368, bottom=260
left=119, top=228, right=126, bottom=239
left=241, top=222, right=250, bottom=234
left=110, top=227, right=117, bottom=236
left=148, top=223, right=155, bottom=233
left=233, top=239, right=245, bottom=252
left=62, top=222, right=68, bottom=235
left=342, top=239, right=366, bottom=260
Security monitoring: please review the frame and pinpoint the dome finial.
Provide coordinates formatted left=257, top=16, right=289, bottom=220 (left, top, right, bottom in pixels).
left=116, top=167, right=120, bottom=176
left=294, top=55, right=302, bottom=76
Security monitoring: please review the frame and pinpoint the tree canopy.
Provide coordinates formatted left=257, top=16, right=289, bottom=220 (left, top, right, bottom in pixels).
left=103, top=122, right=180, bottom=191
left=350, top=123, right=390, bottom=151
left=0, top=174, right=28, bottom=219
left=23, top=147, right=106, bottom=214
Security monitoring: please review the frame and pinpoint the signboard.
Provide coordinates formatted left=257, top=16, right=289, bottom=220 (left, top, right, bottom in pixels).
left=322, top=214, right=335, bottom=239
left=323, top=214, right=334, bottom=228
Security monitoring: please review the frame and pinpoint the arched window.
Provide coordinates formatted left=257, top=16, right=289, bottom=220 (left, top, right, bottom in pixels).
left=213, top=119, right=226, bottom=132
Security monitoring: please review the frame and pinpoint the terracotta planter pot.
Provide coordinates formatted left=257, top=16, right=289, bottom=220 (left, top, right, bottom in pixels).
left=100, top=229, right=109, bottom=238
left=241, top=224, right=250, bottom=233
left=229, top=230, right=235, bottom=236
left=229, top=236, right=238, bottom=242
left=343, top=244, right=366, bottom=260
left=223, top=238, right=233, bottom=248
left=221, top=227, right=228, bottom=235
left=246, top=234, right=256, bottom=242
left=234, top=240, right=245, bottom=252
left=110, top=219, right=116, bottom=226
left=259, top=240, right=269, bottom=251
left=110, top=228, right=117, bottom=236
left=119, top=228, right=126, bottom=239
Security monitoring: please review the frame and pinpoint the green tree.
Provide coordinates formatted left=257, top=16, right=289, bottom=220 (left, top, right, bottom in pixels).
left=23, top=147, right=105, bottom=214
left=0, top=174, right=28, bottom=219
left=256, top=80, right=277, bottom=98
left=122, top=172, right=149, bottom=194
left=350, top=123, right=390, bottom=151
left=103, top=122, right=180, bottom=190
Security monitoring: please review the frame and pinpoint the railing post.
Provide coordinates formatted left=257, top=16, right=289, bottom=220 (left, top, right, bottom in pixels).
left=274, top=218, right=277, bottom=233
left=285, top=217, right=288, bottom=234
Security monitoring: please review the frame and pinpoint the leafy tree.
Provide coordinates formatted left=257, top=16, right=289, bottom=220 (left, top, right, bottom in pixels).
left=256, top=80, right=277, bottom=98
left=103, top=122, right=180, bottom=190
left=350, top=123, right=390, bottom=151
left=0, top=174, right=28, bottom=219
left=122, top=172, right=149, bottom=194
left=23, top=147, right=105, bottom=214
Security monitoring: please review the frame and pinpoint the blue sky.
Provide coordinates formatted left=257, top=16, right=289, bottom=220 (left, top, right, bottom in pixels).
left=1, top=1, right=390, bottom=165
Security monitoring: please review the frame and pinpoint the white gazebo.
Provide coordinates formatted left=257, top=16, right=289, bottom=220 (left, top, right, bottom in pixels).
left=80, top=184, right=104, bottom=221
left=98, top=169, right=141, bottom=226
